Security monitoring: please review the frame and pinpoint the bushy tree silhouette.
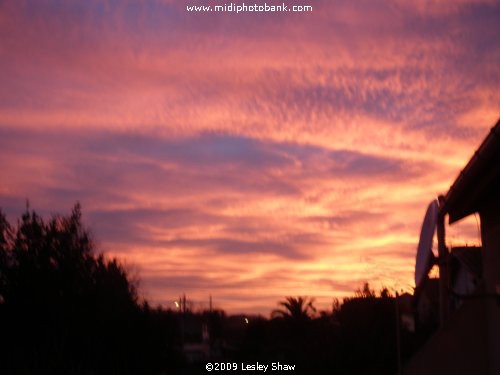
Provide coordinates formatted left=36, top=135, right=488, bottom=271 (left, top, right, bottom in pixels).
left=0, top=204, right=181, bottom=374
left=0, top=206, right=418, bottom=375
left=0, top=209, right=12, bottom=304
left=271, top=296, right=316, bottom=321
left=354, top=282, right=376, bottom=298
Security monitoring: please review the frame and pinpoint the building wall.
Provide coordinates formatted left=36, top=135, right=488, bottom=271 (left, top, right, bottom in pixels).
left=480, top=197, right=500, bottom=375
left=403, top=298, right=488, bottom=375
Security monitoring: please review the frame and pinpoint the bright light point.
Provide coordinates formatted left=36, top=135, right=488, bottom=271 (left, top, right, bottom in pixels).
left=244, top=318, right=249, bottom=324
left=174, top=301, right=180, bottom=308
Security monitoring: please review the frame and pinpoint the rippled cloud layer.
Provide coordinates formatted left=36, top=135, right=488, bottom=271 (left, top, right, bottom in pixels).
left=1, top=0, right=498, bottom=313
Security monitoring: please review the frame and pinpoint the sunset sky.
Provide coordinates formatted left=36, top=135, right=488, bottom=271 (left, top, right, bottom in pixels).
left=1, top=0, right=499, bottom=314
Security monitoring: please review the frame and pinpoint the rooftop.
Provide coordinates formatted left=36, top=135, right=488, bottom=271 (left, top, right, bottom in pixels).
left=441, top=118, right=500, bottom=224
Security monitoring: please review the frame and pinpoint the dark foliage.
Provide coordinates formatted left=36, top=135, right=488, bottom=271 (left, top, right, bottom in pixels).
left=216, top=289, right=420, bottom=375
left=0, top=205, right=181, bottom=374
left=0, top=205, right=419, bottom=375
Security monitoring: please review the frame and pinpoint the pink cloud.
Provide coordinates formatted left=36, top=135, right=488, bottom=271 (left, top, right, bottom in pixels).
left=1, top=0, right=498, bottom=313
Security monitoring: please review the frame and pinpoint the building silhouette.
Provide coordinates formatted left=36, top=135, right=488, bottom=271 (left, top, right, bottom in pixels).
left=405, top=119, right=500, bottom=375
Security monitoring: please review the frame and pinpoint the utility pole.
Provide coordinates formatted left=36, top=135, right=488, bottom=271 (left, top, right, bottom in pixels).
left=395, top=292, right=402, bottom=375
left=437, top=195, right=449, bottom=326
left=180, top=294, right=186, bottom=347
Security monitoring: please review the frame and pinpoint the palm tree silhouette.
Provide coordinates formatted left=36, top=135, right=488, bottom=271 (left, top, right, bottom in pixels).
left=272, top=296, right=316, bottom=320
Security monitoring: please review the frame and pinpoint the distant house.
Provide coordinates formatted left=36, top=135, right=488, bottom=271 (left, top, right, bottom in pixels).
left=404, top=119, right=500, bottom=375
left=449, top=246, right=482, bottom=310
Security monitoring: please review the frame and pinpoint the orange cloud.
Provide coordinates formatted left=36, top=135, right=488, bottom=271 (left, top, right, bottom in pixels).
left=1, top=0, right=499, bottom=313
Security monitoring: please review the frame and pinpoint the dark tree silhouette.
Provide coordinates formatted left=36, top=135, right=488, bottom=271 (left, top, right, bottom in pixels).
left=1, top=206, right=418, bottom=375
left=271, top=296, right=317, bottom=321
left=354, top=282, right=376, bottom=298
left=0, top=204, right=181, bottom=374
left=0, top=209, right=12, bottom=304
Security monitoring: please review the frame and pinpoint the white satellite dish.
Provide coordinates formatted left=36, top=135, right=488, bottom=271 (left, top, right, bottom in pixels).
left=415, top=199, right=439, bottom=287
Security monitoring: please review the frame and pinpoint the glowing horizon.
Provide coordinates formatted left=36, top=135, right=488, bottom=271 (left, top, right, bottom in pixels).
left=0, top=0, right=498, bottom=315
